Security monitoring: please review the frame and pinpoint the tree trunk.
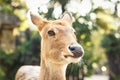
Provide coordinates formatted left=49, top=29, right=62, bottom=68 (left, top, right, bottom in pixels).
left=106, top=53, right=120, bottom=80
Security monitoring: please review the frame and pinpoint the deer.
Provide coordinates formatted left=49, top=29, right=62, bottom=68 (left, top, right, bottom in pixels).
left=15, top=12, right=84, bottom=80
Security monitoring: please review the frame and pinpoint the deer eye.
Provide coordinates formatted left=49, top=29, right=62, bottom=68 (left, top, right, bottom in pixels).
left=48, top=30, right=55, bottom=36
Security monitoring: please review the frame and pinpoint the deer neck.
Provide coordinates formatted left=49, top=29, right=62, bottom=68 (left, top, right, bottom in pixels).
left=39, top=58, right=67, bottom=80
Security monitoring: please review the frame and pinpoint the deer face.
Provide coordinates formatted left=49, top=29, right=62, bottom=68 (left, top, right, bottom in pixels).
left=31, top=12, right=84, bottom=65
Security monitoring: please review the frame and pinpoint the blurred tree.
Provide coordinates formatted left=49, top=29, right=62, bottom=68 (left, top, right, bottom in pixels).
left=97, top=9, right=120, bottom=80
left=0, top=0, right=30, bottom=80
left=0, top=31, right=40, bottom=80
left=101, top=30, right=120, bottom=80
left=94, top=2, right=120, bottom=80
left=0, top=0, right=25, bottom=14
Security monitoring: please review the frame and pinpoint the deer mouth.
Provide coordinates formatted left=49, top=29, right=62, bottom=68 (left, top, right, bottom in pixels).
left=63, top=54, right=82, bottom=63
left=64, top=52, right=83, bottom=58
left=64, top=55, right=73, bottom=58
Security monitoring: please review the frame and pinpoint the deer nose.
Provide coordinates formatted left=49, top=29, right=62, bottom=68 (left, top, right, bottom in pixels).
left=69, top=43, right=84, bottom=58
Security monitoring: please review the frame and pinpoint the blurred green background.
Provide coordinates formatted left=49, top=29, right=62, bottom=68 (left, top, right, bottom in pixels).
left=0, top=0, right=120, bottom=80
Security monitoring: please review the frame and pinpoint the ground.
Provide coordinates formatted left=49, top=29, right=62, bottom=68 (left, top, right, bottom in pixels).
left=85, top=75, right=109, bottom=80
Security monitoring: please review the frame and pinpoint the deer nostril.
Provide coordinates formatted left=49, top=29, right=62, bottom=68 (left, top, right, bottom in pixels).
left=69, top=46, right=75, bottom=51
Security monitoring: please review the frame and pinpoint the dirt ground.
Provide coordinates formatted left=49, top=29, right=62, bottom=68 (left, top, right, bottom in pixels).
left=85, top=75, right=109, bottom=80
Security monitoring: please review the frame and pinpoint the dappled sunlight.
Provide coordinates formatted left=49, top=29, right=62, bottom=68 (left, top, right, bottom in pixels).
left=66, top=0, right=92, bottom=16
left=97, top=12, right=120, bottom=31
left=23, top=0, right=49, bottom=14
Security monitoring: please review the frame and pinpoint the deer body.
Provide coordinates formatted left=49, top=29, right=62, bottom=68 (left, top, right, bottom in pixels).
left=15, top=12, right=84, bottom=80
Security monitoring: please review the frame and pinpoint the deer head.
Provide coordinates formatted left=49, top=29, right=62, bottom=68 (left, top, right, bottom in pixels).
left=30, top=12, right=84, bottom=65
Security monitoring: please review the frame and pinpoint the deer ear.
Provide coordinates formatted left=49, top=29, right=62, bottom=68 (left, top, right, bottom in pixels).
left=30, top=13, right=47, bottom=31
left=61, top=12, right=73, bottom=24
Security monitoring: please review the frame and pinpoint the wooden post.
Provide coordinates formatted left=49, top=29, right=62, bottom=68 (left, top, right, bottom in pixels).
left=0, top=13, right=21, bottom=52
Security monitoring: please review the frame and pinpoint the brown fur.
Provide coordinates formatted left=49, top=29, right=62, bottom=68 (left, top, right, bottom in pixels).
left=15, top=12, right=84, bottom=80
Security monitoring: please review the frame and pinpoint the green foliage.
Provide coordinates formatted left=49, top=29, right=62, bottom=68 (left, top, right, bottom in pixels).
left=73, top=20, right=91, bottom=43
left=99, top=6, right=120, bottom=80
left=0, top=0, right=25, bottom=14
left=0, top=50, right=19, bottom=80
left=101, top=30, right=120, bottom=55
left=0, top=5, right=13, bottom=14
left=0, top=31, right=40, bottom=80
left=101, top=30, right=120, bottom=80
left=0, top=0, right=13, bottom=14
